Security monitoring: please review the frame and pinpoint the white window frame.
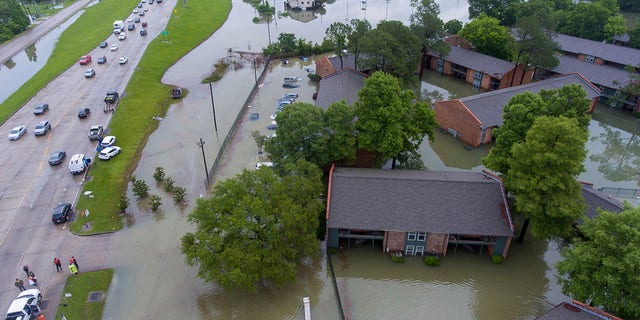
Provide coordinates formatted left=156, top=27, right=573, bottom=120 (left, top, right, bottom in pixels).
left=417, top=232, right=427, bottom=242
left=585, top=55, right=595, bottom=63
left=407, top=232, right=417, bottom=241
left=415, top=246, right=425, bottom=256
left=405, top=245, right=415, bottom=256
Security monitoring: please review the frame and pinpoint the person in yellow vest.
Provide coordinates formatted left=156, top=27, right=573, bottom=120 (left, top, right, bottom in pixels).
left=68, top=263, right=78, bottom=276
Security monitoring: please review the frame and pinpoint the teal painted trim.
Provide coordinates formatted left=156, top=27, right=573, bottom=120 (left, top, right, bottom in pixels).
left=493, top=237, right=507, bottom=256
left=328, top=228, right=339, bottom=248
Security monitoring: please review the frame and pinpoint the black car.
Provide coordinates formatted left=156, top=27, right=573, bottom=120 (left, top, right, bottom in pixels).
left=134, top=17, right=140, bottom=23
left=52, top=202, right=72, bottom=224
left=78, top=107, right=91, bottom=118
left=33, top=103, right=49, bottom=115
left=48, top=151, right=66, bottom=166
left=99, top=41, right=108, bottom=48
left=97, top=55, right=107, bottom=64
left=127, top=24, right=135, bottom=31
left=140, top=29, right=147, bottom=36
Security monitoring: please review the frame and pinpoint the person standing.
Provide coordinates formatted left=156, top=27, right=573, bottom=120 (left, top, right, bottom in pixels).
left=37, top=314, right=45, bottom=320
left=70, top=256, right=79, bottom=270
left=14, top=279, right=25, bottom=291
left=22, top=265, right=29, bottom=278
left=54, top=258, right=62, bottom=272
left=28, top=275, right=38, bottom=286
left=69, top=263, right=78, bottom=276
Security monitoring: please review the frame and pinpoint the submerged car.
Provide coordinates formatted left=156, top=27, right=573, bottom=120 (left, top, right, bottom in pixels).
left=282, top=83, right=300, bottom=88
left=34, top=120, right=51, bottom=136
left=119, top=57, right=128, bottom=64
left=48, top=151, right=66, bottom=166
left=8, top=125, right=27, bottom=140
left=78, top=107, right=91, bottom=118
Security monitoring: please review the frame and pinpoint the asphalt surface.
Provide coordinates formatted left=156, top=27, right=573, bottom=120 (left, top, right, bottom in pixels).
left=0, top=1, right=176, bottom=317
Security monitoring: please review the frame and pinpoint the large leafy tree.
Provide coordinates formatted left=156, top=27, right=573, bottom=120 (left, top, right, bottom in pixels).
left=557, top=207, right=640, bottom=318
left=264, top=101, right=356, bottom=169
left=360, top=20, right=422, bottom=81
left=458, top=14, right=516, bottom=61
left=507, top=116, right=588, bottom=239
left=467, top=0, right=518, bottom=26
left=324, top=22, right=353, bottom=69
left=355, top=71, right=437, bottom=167
left=409, top=0, right=449, bottom=79
left=0, top=0, right=29, bottom=43
left=347, top=19, right=372, bottom=70
left=558, top=0, right=626, bottom=41
left=629, top=26, right=640, bottom=49
left=181, top=160, right=325, bottom=293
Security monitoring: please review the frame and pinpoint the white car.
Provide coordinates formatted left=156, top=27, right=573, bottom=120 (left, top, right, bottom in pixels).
left=8, top=125, right=27, bottom=140
left=119, top=57, right=128, bottom=64
left=118, top=33, right=127, bottom=41
left=256, top=162, right=274, bottom=169
left=129, top=14, right=135, bottom=19
left=101, top=135, right=116, bottom=147
left=110, top=43, right=118, bottom=51
left=98, top=146, right=121, bottom=160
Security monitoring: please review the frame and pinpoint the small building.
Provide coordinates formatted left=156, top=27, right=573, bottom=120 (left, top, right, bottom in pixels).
left=536, top=300, right=622, bottom=320
left=326, top=167, right=515, bottom=259
left=426, top=44, right=533, bottom=90
left=315, top=54, right=359, bottom=78
left=314, top=68, right=367, bottom=109
left=434, top=73, right=601, bottom=147
left=284, top=0, right=316, bottom=10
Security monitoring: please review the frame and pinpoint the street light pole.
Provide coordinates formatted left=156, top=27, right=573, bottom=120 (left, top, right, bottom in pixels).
left=196, top=138, right=210, bottom=186
left=208, top=82, right=219, bottom=132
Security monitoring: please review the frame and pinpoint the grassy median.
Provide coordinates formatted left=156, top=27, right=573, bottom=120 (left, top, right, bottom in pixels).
left=71, top=0, right=232, bottom=233
left=55, top=269, right=113, bottom=320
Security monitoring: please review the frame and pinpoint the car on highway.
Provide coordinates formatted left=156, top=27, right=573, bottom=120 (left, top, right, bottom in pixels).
left=104, top=91, right=119, bottom=103
left=142, top=21, right=148, bottom=27
left=139, top=11, right=145, bottom=16
left=137, top=2, right=142, bottom=7
left=134, top=17, right=140, bottom=23
left=34, top=120, right=51, bottom=136
left=51, top=202, right=72, bottom=224
left=97, top=55, right=107, bottom=64
left=33, top=103, right=49, bottom=115
left=127, top=23, right=135, bottom=31
left=149, top=0, right=154, bottom=3
left=88, top=125, right=104, bottom=140
left=78, top=107, right=91, bottom=118
left=110, top=43, right=118, bottom=51
left=99, top=41, right=108, bottom=48
left=101, top=135, right=116, bottom=147
left=79, top=55, right=91, bottom=65
left=140, top=29, right=147, bottom=36
left=119, top=57, right=128, bottom=64
left=98, top=146, right=121, bottom=160
left=132, top=9, right=138, bottom=15
left=282, top=83, right=300, bottom=88
left=48, top=151, right=66, bottom=166
left=84, top=68, right=96, bottom=78
left=8, top=125, right=27, bottom=140
left=118, top=33, right=127, bottom=41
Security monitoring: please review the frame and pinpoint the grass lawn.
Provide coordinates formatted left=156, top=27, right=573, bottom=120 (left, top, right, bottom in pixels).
left=35, top=0, right=79, bottom=17
left=55, top=269, right=113, bottom=320
left=71, top=0, right=232, bottom=234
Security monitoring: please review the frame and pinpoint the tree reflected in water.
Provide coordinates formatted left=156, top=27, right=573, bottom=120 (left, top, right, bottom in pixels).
left=589, top=122, right=640, bottom=185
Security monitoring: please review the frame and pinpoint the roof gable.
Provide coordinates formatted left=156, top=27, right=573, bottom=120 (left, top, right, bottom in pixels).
left=315, top=68, right=367, bottom=109
left=554, top=33, right=640, bottom=67
left=327, top=168, right=514, bottom=236
left=435, top=45, right=516, bottom=78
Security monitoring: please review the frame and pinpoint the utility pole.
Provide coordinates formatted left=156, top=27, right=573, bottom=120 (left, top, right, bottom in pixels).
left=253, top=58, right=258, bottom=83
left=196, top=138, right=210, bottom=186
left=208, top=82, right=219, bottom=132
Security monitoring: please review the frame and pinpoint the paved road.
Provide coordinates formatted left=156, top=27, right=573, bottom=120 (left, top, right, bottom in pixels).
left=0, top=1, right=176, bottom=317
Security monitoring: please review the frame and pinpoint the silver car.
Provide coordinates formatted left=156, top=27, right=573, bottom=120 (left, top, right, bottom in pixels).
left=8, top=125, right=27, bottom=140
left=34, top=120, right=51, bottom=136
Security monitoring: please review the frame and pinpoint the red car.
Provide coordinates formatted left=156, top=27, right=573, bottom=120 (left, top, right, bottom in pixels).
left=79, top=55, right=92, bottom=65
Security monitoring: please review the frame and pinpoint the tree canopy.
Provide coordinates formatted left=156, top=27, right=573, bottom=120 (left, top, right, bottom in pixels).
left=467, top=0, right=518, bottom=26
left=0, top=0, right=30, bottom=44
left=324, top=22, right=352, bottom=69
left=409, top=0, right=449, bottom=79
left=558, top=0, right=626, bottom=41
left=355, top=71, right=437, bottom=167
left=557, top=207, right=640, bottom=318
left=181, top=160, right=325, bottom=292
left=506, top=115, right=588, bottom=239
left=458, top=14, right=515, bottom=61
left=347, top=19, right=372, bottom=70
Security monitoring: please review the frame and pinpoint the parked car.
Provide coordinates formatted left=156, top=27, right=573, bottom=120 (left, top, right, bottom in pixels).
left=79, top=55, right=91, bottom=65
left=52, top=202, right=72, bottom=224
left=69, top=153, right=91, bottom=175
left=141, top=21, right=148, bottom=27
left=140, top=29, right=147, bottom=36
left=134, top=17, right=140, bottom=23
left=84, top=68, right=96, bottom=78
left=48, top=151, right=66, bottom=166
left=98, top=146, right=121, bottom=160
left=99, top=41, right=108, bottom=48
left=137, top=2, right=142, bottom=7
left=34, top=120, right=51, bottom=136
left=101, top=135, right=116, bottom=147
left=33, top=103, right=49, bottom=115
left=104, top=91, right=119, bottom=104
left=119, top=57, right=128, bottom=64
left=118, top=33, right=127, bottom=41
left=282, top=83, right=300, bottom=88
left=5, top=289, right=41, bottom=320
left=283, top=92, right=299, bottom=99
left=78, top=107, right=91, bottom=118
left=256, top=162, right=274, bottom=169
left=88, top=125, right=104, bottom=140
left=110, top=43, right=118, bottom=51
left=127, top=23, right=135, bottom=31
left=138, top=11, right=145, bottom=16
left=8, top=125, right=26, bottom=140
left=97, top=56, right=107, bottom=64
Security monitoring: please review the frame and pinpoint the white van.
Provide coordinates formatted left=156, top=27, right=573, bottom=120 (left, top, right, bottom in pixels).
left=5, top=289, right=41, bottom=320
left=69, top=153, right=91, bottom=175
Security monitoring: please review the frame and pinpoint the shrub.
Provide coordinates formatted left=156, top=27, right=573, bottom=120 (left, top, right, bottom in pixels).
left=491, top=255, right=504, bottom=264
left=117, top=194, right=129, bottom=213
left=308, top=73, right=321, bottom=82
left=153, top=166, right=165, bottom=182
left=328, top=247, right=337, bottom=254
left=391, top=252, right=405, bottom=263
left=425, top=255, right=440, bottom=266
left=149, top=195, right=162, bottom=212
left=163, top=177, right=175, bottom=193
left=132, top=179, right=149, bottom=199
left=173, top=187, right=186, bottom=204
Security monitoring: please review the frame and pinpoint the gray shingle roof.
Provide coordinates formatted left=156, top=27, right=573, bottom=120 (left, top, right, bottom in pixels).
left=582, top=185, right=624, bottom=220
left=460, top=74, right=601, bottom=129
left=554, top=55, right=631, bottom=88
left=328, top=55, right=357, bottom=70
left=327, top=168, right=514, bottom=236
left=315, top=68, right=366, bottom=109
left=435, top=45, right=516, bottom=78
left=553, top=33, right=640, bottom=67
left=536, top=302, right=617, bottom=320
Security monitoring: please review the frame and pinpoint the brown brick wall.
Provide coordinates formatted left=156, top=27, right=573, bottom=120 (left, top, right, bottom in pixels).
left=426, top=233, right=448, bottom=255
left=384, top=231, right=406, bottom=254
left=434, top=100, right=483, bottom=146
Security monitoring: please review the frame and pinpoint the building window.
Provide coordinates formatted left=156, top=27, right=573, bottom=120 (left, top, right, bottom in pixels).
left=585, top=55, right=595, bottom=63
left=415, top=246, right=425, bottom=256
left=407, top=232, right=417, bottom=241
left=405, top=245, right=415, bottom=255
left=417, top=232, right=427, bottom=241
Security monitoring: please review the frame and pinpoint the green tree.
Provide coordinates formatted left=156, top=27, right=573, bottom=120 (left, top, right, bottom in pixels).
left=324, top=22, right=352, bottom=69
left=181, top=160, right=324, bottom=292
left=360, top=21, right=422, bottom=81
left=131, top=177, right=150, bottom=199
left=559, top=1, right=625, bottom=41
left=265, top=101, right=356, bottom=169
left=629, top=26, right=640, bottom=49
left=458, top=14, right=516, bottom=61
left=467, top=0, right=518, bottom=26
left=149, top=194, right=162, bottom=212
left=557, top=207, right=640, bottom=318
left=355, top=72, right=437, bottom=167
left=409, top=0, right=449, bottom=80
left=444, top=19, right=463, bottom=34
left=278, top=33, right=297, bottom=52
left=347, top=19, right=372, bottom=70
left=507, top=116, right=588, bottom=239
